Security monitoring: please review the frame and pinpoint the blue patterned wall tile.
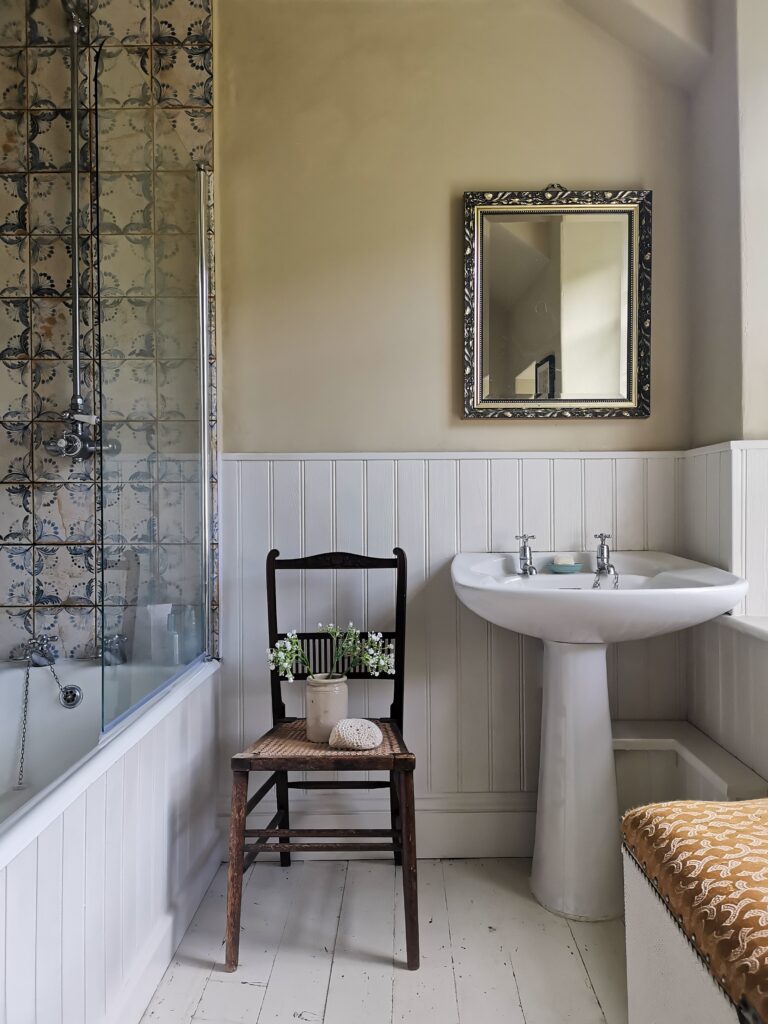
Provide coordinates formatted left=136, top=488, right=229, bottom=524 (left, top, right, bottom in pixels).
left=96, top=108, right=152, bottom=171
left=35, top=542, right=96, bottom=604
left=27, top=45, right=70, bottom=107
left=157, top=481, right=199, bottom=542
left=158, top=357, right=198, bottom=420
left=34, top=481, right=95, bottom=542
left=89, top=0, right=150, bottom=46
left=29, top=170, right=89, bottom=234
left=153, top=0, right=210, bottom=46
left=31, top=296, right=90, bottom=357
left=0, top=604, right=33, bottom=658
left=28, top=0, right=69, bottom=46
left=0, top=233, right=27, bottom=294
left=0, top=543, right=33, bottom=602
left=153, top=44, right=210, bottom=107
left=0, top=46, right=25, bottom=107
left=156, top=420, right=199, bottom=482
left=95, top=45, right=151, bottom=108
left=0, top=421, right=31, bottom=481
left=100, top=420, right=155, bottom=482
left=99, top=295, right=153, bottom=357
left=155, top=295, right=193, bottom=357
left=0, top=298, right=30, bottom=358
left=0, top=356, right=29, bottom=417
left=0, top=172, right=27, bottom=233
left=35, top=605, right=97, bottom=658
left=99, top=233, right=153, bottom=294
left=101, top=356, right=156, bottom=419
left=154, top=169, right=194, bottom=233
left=153, top=107, right=210, bottom=168
left=98, top=171, right=153, bottom=234
left=0, top=2, right=25, bottom=45
left=102, top=541, right=152, bottom=604
left=0, top=111, right=26, bottom=169
left=102, top=480, right=155, bottom=543
left=0, top=481, right=31, bottom=541
left=32, top=357, right=95, bottom=418
left=154, top=234, right=194, bottom=295
left=158, top=541, right=201, bottom=603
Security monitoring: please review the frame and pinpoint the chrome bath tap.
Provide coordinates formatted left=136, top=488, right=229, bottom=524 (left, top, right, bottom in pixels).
left=516, top=534, right=538, bottom=576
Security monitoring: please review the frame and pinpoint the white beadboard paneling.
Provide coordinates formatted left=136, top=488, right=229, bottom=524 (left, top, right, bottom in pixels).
left=62, top=794, right=87, bottom=1024
left=396, top=460, right=428, bottom=790
left=458, top=460, right=491, bottom=792
left=36, top=817, right=64, bottom=1023
left=1, top=664, right=221, bottom=1024
left=490, top=458, right=520, bottom=551
left=366, top=459, right=397, bottom=723
left=6, top=842, right=37, bottom=1022
left=615, top=458, right=646, bottom=549
left=427, top=459, right=460, bottom=794
left=335, top=460, right=367, bottom=774
left=521, top=459, right=552, bottom=550
left=647, top=457, right=677, bottom=551
left=553, top=459, right=583, bottom=551
left=583, top=459, right=615, bottom=546
left=744, top=448, right=768, bottom=616
left=221, top=451, right=689, bottom=851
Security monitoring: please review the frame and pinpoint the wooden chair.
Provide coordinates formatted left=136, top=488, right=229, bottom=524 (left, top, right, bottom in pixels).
left=224, top=548, right=419, bottom=971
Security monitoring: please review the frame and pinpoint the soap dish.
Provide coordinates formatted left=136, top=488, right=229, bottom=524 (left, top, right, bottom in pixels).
left=549, top=563, right=584, bottom=574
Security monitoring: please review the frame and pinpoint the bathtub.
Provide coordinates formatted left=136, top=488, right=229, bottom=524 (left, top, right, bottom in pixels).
left=0, top=659, right=102, bottom=825
left=0, top=657, right=222, bottom=1024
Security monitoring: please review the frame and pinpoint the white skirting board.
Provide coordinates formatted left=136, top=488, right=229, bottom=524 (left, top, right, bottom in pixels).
left=623, top=850, right=737, bottom=1024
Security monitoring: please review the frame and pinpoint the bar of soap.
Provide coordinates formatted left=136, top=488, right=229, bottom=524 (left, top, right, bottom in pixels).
left=554, top=555, right=575, bottom=566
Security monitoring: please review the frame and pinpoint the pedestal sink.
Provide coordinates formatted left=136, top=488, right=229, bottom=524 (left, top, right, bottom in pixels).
left=451, top=551, right=748, bottom=921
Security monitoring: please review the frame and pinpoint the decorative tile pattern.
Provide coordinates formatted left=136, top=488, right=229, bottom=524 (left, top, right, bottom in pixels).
left=0, top=0, right=215, bottom=662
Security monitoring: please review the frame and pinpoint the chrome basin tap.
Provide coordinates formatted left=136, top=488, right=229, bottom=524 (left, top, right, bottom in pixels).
left=516, top=534, right=538, bottom=576
left=594, top=533, right=616, bottom=575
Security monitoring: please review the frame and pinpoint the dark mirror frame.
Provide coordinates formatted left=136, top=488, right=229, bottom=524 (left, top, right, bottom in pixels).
left=463, top=185, right=652, bottom=419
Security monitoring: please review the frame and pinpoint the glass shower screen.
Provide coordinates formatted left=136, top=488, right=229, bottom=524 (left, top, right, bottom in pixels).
left=95, top=52, right=209, bottom=728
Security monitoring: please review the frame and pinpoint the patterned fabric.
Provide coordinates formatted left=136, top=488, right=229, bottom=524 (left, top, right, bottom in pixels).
left=623, top=799, right=768, bottom=1021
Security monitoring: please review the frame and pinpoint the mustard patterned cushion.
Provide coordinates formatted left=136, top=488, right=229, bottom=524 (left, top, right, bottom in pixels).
left=623, top=798, right=768, bottom=1020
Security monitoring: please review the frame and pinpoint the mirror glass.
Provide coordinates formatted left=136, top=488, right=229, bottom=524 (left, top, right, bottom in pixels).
left=463, top=188, right=651, bottom=419
left=482, top=213, right=629, bottom=401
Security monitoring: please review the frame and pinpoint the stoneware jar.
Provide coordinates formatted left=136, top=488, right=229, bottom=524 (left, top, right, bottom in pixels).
left=306, top=674, right=349, bottom=742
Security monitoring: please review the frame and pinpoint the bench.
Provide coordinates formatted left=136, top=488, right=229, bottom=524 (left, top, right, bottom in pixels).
left=622, top=798, right=768, bottom=1024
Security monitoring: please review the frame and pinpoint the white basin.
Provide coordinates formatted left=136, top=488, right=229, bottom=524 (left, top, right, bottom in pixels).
left=451, top=551, right=748, bottom=644
left=451, top=550, right=748, bottom=922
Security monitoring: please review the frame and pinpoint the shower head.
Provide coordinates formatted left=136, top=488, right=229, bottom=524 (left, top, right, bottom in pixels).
left=60, top=0, right=87, bottom=31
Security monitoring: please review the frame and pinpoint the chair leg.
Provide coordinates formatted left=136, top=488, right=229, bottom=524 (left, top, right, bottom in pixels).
left=276, top=770, right=291, bottom=867
left=398, top=769, right=419, bottom=970
left=225, top=770, right=249, bottom=972
left=390, top=775, right=402, bottom=866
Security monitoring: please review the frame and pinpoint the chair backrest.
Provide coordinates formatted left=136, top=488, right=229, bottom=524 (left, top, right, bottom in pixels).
left=266, top=549, right=407, bottom=730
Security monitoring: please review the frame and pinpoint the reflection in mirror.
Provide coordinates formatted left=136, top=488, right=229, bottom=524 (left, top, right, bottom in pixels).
left=464, top=188, right=651, bottom=419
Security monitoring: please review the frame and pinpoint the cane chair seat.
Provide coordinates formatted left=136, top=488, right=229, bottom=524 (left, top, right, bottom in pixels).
left=232, top=718, right=412, bottom=770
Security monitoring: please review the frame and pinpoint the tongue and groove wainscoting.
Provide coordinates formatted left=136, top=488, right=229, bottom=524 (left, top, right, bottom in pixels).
left=219, top=451, right=686, bottom=856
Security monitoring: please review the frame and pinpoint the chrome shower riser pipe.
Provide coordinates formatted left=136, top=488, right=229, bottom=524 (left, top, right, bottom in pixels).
left=67, top=8, right=83, bottom=415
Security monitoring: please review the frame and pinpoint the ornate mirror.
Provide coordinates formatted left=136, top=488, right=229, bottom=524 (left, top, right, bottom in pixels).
left=463, top=186, right=652, bottom=419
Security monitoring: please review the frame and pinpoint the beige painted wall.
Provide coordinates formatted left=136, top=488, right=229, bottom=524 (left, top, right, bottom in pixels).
left=689, top=0, right=742, bottom=447
left=215, top=0, right=692, bottom=453
left=737, top=0, right=768, bottom=441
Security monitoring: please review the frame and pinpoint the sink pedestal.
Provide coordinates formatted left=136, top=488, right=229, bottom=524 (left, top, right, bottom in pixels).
left=529, top=641, right=623, bottom=921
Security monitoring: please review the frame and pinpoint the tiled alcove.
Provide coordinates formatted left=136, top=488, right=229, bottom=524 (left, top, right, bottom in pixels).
left=0, top=0, right=214, bottom=660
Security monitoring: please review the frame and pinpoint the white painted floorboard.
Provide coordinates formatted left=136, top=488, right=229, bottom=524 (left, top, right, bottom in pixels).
left=142, top=859, right=628, bottom=1024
